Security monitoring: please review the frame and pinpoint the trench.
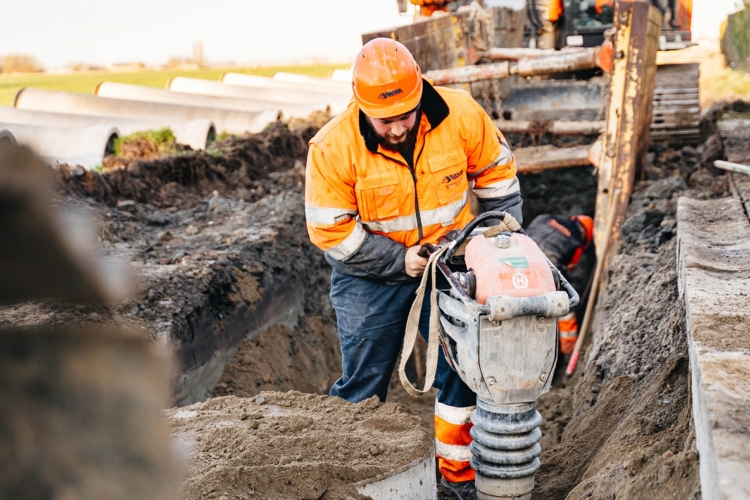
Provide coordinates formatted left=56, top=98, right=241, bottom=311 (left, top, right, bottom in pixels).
left=164, top=165, right=606, bottom=499
left=45, top=120, right=718, bottom=499
left=173, top=157, right=705, bottom=499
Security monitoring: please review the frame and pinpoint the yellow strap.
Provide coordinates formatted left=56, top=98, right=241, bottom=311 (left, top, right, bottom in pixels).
left=398, top=244, right=451, bottom=397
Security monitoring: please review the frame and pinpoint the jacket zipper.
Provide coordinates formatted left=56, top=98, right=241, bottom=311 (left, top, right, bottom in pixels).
left=376, top=149, right=425, bottom=243
left=408, top=165, right=423, bottom=242
left=412, top=140, right=427, bottom=242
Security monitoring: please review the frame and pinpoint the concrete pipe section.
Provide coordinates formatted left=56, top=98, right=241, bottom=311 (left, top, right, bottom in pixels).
left=14, top=88, right=280, bottom=136
left=222, top=72, right=351, bottom=96
left=270, top=71, right=350, bottom=90
left=168, top=77, right=351, bottom=115
left=94, top=81, right=326, bottom=121
left=0, top=106, right=214, bottom=151
left=0, top=122, right=118, bottom=169
left=330, top=68, right=354, bottom=82
left=0, top=129, right=17, bottom=152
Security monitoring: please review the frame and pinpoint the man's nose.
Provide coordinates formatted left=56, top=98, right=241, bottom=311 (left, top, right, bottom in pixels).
left=390, top=120, right=406, bottom=137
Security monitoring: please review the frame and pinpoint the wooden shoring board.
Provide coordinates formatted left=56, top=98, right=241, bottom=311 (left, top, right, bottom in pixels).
left=593, top=1, right=662, bottom=257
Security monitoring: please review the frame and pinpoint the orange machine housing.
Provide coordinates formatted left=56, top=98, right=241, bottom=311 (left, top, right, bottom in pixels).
left=464, top=233, right=557, bottom=305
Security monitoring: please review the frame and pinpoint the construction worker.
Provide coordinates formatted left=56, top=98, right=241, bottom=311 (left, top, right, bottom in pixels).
left=409, top=0, right=453, bottom=17
left=305, top=38, right=522, bottom=500
left=525, top=214, right=594, bottom=357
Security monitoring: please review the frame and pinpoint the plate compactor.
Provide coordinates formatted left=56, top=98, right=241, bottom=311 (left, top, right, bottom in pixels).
left=400, top=212, right=579, bottom=500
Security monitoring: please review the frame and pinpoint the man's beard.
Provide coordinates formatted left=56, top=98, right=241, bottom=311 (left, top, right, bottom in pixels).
left=368, top=112, right=421, bottom=159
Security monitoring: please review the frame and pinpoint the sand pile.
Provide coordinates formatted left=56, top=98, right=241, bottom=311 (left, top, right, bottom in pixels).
left=167, top=392, right=433, bottom=500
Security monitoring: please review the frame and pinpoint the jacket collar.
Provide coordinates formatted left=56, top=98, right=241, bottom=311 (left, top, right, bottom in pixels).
left=359, top=79, right=450, bottom=154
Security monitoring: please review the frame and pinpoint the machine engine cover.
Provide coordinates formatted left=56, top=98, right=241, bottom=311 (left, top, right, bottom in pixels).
left=438, top=231, right=561, bottom=404
left=465, top=233, right=556, bottom=305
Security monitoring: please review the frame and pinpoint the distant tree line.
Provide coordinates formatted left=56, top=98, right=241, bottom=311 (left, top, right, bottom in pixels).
left=0, top=54, right=43, bottom=74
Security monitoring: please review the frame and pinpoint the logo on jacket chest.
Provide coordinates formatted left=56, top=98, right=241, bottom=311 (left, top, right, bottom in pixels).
left=442, top=169, right=464, bottom=184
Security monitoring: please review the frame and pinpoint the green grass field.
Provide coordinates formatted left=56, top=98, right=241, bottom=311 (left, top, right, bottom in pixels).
left=0, top=63, right=349, bottom=107
left=701, top=66, right=750, bottom=107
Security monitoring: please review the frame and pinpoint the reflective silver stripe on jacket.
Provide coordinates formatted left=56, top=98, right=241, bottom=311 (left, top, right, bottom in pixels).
left=473, top=177, right=520, bottom=199
left=362, top=191, right=469, bottom=233
left=305, top=205, right=358, bottom=225
left=324, top=222, right=367, bottom=261
left=435, top=440, right=472, bottom=462
left=467, top=147, right=514, bottom=180
left=436, top=401, right=475, bottom=425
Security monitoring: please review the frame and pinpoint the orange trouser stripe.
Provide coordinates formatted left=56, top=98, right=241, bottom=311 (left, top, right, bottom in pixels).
left=558, top=314, right=579, bottom=354
left=438, top=457, right=476, bottom=483
left=434, top=414, right=473, bottom=446
left=435, top=414, right=474, bottom=482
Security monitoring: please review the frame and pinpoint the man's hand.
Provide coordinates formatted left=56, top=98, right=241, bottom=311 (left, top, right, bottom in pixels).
left=405, top=245, right=429, bottom=277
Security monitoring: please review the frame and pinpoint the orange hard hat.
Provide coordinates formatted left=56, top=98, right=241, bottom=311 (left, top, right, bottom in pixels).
left=572, top=215, right=594, bottom=247
left=352, top=38, right=423, bottom=119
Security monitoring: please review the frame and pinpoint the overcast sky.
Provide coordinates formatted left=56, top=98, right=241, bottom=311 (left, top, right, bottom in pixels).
left=0, top=0, right=741, bottom=69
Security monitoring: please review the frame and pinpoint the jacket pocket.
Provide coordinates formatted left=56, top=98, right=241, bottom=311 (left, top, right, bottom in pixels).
left=355, top=172, right=400, bottom=221
left=427, top=147, right=468, bottom=205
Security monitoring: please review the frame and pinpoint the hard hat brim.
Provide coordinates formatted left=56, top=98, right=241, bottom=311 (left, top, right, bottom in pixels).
left=355, top=77, right=423, bottom=120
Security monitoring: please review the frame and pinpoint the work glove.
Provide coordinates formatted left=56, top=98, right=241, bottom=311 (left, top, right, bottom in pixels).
left=482, top=212, right=522, bottom=237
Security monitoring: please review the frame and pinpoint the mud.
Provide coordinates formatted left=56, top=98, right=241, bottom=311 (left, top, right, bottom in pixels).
left=2, top=109, right=735, bottom=499
left=214, top=320, right=340, bottom=398
left=1, top=120, right=342, bottom=407
left=531, top=138, right=731, bottom=499
left=166, top=392, right=432, bottom=500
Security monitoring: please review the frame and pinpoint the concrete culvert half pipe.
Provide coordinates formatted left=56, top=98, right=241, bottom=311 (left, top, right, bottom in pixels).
left=223, top=72, right=350, bottom=93
left=0, top=122, right=118, bottom=169
left=168, top=77, right=351, bottom=115
left=0, top=107, right=214, bottom=151
left=0, top=129, right=17, bottom=151
left=95, top=81, right=329, bottom=121
left=13, top=88, right=279, bottom=136
left=270, top=71, right=351, bottom=90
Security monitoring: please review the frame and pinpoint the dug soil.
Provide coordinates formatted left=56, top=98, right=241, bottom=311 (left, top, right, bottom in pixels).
left=21, top=119, right=342, bottom=407
left=532, top=136, right=732, bottom=499
left=167, top=392, right=432, bottom=500
left=2, top=105, right=740, bottom=498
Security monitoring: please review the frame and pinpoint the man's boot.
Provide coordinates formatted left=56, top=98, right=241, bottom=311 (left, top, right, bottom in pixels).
left=440, top=477, right=478, bottom=500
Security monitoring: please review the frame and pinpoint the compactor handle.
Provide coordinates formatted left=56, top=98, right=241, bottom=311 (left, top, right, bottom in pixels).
left=487, top=292, right=571, bottom=322
left=443, top=211, right=519, bottom=262
left=540, top=254, right=579, bottom=310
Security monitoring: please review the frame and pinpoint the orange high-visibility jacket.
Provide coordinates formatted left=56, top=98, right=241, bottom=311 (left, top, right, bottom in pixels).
left=305, top=80, right=522, bottom=281
left=409, top=0, right=453, bottom=6
left=409, top=0, right=452, bottom=15
left=548, top=0, right=563, bottom=22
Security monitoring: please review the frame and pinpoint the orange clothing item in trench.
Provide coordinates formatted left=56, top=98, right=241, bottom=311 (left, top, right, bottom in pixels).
left=305, top=81, right=519, bottom=272
left=548, top=0, right=563, bottom=22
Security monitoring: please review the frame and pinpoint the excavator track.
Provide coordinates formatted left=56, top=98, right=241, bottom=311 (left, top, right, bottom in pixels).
left=649, top=63, right=701, bottom=145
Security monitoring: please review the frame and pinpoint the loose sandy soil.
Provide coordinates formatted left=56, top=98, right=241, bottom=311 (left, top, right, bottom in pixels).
left=166, top=392, right=432, bottom=500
